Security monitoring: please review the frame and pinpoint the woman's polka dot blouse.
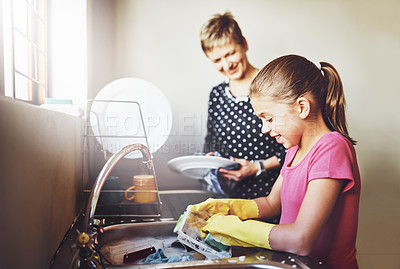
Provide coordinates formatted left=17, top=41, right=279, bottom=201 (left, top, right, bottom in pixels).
left=204, top=81, right=287, bottom=200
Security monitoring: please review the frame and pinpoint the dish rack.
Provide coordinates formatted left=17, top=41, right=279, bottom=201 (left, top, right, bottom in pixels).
left=82, top=99, right=162, bottom=223
left=175, top=206, right=232, bottom=259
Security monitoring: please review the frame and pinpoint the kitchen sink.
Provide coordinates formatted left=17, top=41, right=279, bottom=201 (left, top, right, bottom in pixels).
left=96, top=220, right=327, bottom=269
left=50, top=192, right=329, bottom=269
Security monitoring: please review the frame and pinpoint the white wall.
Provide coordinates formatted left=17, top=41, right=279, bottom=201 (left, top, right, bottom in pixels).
left=88, top=0, right=400, bottom=267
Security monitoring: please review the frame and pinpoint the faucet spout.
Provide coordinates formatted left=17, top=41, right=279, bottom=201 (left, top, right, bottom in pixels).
left=83, top=143, right=153, bottom=234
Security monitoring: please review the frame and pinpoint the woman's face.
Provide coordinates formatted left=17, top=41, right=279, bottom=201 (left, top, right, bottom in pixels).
left=251, top=96, right=304, bottom=149
left=205, top=40, right=249, bottom=81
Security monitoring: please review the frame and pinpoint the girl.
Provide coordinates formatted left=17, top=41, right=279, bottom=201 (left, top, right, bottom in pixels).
left=191, top=54, right=361, bottom=269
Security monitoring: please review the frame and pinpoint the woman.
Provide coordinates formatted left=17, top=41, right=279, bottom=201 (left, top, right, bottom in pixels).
left=200, top=12, right=286, bottom=201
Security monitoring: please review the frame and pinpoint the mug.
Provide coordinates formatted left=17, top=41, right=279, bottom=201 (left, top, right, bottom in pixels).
left=124, top=174, right=156, bottom=203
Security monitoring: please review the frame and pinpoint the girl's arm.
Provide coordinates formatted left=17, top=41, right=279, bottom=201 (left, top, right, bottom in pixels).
left=268, top=178, right=346, bottom=256
left=254, top=174, right=283, bottom=219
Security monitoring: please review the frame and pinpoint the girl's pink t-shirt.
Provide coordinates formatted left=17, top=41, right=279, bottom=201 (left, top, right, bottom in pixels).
left=280, top=132, right=360, bottom=269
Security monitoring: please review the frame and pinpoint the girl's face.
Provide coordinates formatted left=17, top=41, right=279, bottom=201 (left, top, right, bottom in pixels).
left=206, top=40, right=249, bottom=81
left=251, top=96, right=304, bottom=149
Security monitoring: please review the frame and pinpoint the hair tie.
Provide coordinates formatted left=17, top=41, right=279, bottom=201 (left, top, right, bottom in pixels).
left=311, top=59, right=324, bottom=75
left=313, top=61, right=321, bottom=70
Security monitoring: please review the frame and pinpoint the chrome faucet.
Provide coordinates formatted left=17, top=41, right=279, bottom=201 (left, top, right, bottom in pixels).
left=83, top=143, right=154, bottom=234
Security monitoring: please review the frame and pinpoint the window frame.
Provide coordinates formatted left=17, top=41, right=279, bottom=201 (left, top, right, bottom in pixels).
left=1, top=0, right=48, bottom=105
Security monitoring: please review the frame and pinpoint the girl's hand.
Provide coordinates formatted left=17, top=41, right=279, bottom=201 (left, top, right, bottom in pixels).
left=201, top=213, right=274, bottom=248
left=190, top=198, right=259, bottom=220
left=218, top=157, right=258, bottom=181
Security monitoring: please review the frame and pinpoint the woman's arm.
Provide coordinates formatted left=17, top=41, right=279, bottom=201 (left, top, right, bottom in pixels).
left=218, top=156, right=281, bottom=181
left=261, top=156, right=281, bottom=170
left=268, top=178, right=346, bottom=256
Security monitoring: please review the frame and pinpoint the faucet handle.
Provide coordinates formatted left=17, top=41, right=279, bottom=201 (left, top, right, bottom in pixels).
left=76, top=231, right=104, bottom=268
left=77, top=232, right=91, bottom=246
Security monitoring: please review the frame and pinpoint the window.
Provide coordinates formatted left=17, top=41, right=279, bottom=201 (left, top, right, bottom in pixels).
left=1, top=0, right=47, bottom=105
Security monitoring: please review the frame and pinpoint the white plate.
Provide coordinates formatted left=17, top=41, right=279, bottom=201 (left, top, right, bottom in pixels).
left=167, top=155, right=237, bottom=179
left=89, top=77, right=172, bottom=159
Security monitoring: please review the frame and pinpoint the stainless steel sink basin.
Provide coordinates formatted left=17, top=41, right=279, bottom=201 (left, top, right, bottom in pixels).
left=96, top=221, right=327, bottom=269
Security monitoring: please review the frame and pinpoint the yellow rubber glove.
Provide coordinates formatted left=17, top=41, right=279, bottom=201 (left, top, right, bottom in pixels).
left=201, top=213, right=275, bottom=249
left=190, top=198, right=259, bottom=220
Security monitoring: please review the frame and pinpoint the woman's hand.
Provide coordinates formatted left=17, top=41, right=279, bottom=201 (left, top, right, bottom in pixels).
left=205, top=151, right=220, bottom=156
left=218, top=156, right=281, bottom=181
left=218, top=157, right=258, bottom=181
